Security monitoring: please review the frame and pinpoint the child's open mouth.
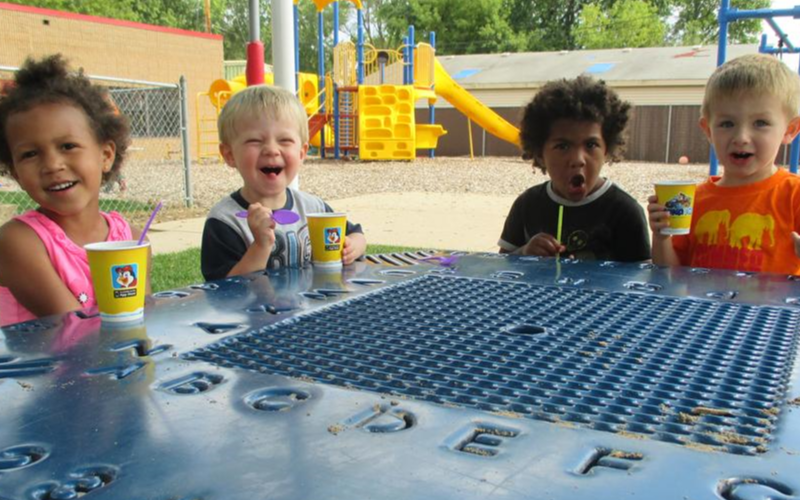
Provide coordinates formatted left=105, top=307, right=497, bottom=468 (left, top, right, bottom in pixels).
left=260, top=166, right=283, bottom=177
left=568, top=174, right=586, bottom=195
left=46, top=181, right=77, bottom=192
left=731, top=152, right=753, bottom=161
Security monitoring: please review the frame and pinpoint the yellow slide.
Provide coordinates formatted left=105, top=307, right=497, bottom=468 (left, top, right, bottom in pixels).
left=433, top=59, right=520, bottom=146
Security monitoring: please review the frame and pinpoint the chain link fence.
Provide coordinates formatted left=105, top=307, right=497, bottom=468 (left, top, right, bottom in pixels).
left=0, top=67, right=193, bottom=227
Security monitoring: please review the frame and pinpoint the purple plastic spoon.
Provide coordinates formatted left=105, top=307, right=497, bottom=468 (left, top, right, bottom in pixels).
left=420, top=255, right=460, bottom=267
left=235, top=209, right=301, bottom=225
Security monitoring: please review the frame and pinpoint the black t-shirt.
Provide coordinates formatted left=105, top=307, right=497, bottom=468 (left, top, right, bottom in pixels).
left=498, top=180, right=650, bottom=262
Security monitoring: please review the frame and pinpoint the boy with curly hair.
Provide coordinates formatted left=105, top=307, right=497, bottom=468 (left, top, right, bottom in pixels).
left=649, top=54, right=800, bottom=274
left=499, top=76, right=650, bottom=261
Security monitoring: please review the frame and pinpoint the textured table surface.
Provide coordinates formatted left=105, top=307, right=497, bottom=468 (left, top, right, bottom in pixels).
left=1, top=253, right=800, bottom=500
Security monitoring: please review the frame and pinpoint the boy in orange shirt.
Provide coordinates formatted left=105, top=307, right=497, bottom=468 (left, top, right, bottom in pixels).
left=649, top=54, right=800, bottom=275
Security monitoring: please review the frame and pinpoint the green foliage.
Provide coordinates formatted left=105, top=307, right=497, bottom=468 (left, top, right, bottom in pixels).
left=296, top=1, right=355, bottom=74
left=4, top=0, right=775, bottom=58
left=669, top=0, right=771, bottom=45
left=150, top=244, right=436, bottom=292
left=366, top=0, right=524, bottom=54
left=575, top=0, right=667, bottom=49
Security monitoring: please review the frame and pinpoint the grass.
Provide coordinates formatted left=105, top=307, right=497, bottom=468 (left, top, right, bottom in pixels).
left=151, top=247, right=204, bottom=292
left=0, top=191, right=151, bottom=214
left=151, top=244, right=433, bottom=292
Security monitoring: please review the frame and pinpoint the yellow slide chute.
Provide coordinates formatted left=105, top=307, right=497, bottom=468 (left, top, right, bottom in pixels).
left=432, top=59, right=520, bottom=146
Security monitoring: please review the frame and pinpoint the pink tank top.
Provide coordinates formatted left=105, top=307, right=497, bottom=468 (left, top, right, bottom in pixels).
left=0, top=210, right=132, bottom=326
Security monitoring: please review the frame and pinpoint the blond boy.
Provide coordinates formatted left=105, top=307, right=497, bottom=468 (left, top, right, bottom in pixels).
left=649, top=54, right=800, bottom=275
left=201, top=85, right=366, bottom=281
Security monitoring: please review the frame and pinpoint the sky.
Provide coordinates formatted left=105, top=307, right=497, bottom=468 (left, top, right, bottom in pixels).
left=764, top=0, right=800, bottom=67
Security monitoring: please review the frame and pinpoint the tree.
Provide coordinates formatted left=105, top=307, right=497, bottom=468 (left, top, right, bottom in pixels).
left=668, top=0, right=770, bottom=45
left=362, top=0, right=524, bottom=55
left=575, top=0, right=667, bottom=49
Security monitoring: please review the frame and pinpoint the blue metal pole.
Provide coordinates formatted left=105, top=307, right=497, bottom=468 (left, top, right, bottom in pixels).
left=403, top=36, right=409, bottom=85
left=294, top=3, right=300, bottom=91
left=408, top=25, right=415, bottom=85
left=429, top=31, right=436, bottom=159
left=318, top=10, right=326, bottom=158
left=333, top=2, right=339, bottom=46
left=710, top=0, right=731, bottom=176
left=333, top=1, right=340, bottom=159
left=357, top=9, right=364, bottom=84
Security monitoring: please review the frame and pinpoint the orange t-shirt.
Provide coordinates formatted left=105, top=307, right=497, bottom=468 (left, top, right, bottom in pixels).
left=672, top=168, right=800, bottom=275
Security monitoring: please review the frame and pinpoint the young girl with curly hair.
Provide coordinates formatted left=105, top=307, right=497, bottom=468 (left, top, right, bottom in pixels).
left=0, top=54, right=148, bottom=325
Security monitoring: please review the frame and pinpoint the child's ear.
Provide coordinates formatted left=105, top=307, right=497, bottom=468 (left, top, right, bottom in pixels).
left=219, top=143, right=236, bottom=168
left=101, top=141, right=116, bottom=173
left=783, top=116, right=800, bottom=144
left=698, top=116, right=712, bottom=142
left=300, top=142, right=309, bottom=161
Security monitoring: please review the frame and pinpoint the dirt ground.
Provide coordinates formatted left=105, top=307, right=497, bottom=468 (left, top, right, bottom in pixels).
left=1, top=156, right=712, bottom=227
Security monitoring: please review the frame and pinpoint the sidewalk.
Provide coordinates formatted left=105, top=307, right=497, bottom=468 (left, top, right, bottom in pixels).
left=147, top=192, right=517, bottom=255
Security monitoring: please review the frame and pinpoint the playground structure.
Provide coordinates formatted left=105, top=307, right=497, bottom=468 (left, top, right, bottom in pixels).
left=197, top=0, right=520, bottom=161
left=715, top=0, right=800, bottom=174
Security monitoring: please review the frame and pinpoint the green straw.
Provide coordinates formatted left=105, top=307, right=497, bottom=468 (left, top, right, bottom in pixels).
left=555, top=204, right=564, bottom=281
left=556, top=204, right=564, bottom=248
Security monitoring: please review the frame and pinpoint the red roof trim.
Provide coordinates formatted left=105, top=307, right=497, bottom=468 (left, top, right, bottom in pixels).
left=0, top=1, right=222, bottom=40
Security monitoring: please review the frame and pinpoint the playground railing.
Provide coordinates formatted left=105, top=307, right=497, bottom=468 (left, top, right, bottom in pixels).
left=363, top=45, right=405, bottom=86
left=333, top=41, right=357, bottom=87
left=414, top=43, right=436, bottom=89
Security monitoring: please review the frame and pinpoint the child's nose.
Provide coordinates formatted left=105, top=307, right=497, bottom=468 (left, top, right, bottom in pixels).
left=570, top=149, right=587, bottom=167
left=732, top=127, right=750, bottom=145
left=261, top=141, right=280, bottom=155
left=41, top=150, right=66, bottom=172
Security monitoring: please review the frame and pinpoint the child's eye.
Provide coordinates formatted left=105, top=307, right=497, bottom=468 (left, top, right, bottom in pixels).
left=553, top=143, right=569, bottom=151
left=279, top=138, right=295, bottom=144
left=61, top=143, right=78, bottom=151
left=587, top=141, right=601, bottom=149
left=18, top=150, right=37, bottom=161
left=718, top=120, right=734, bottom=128
left=754, top=119, right=769, bottom=127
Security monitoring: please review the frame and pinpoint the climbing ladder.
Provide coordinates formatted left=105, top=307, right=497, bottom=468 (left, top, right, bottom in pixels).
left=195, top=91, right=225, bottom=160
left=337, top=88, right=357, bottom=153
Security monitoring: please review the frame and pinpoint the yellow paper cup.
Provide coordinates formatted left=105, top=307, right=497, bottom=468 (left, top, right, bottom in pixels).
left=654, top=181, right=698, bottom=235
left=307, top=212, right=346, bottom=268
left=85, top=241, right=149, bottom=323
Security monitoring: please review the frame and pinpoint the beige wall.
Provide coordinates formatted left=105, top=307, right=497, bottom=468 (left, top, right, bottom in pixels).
left=0, top=2, right=224, bottom=154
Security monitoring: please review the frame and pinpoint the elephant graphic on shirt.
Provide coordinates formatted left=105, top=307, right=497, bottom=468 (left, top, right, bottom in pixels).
left=694, top=210, right=730, bottom=245
left=729, top=213, right=775, bottom=250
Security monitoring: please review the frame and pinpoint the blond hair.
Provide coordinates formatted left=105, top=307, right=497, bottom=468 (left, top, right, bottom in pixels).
left=217, top=85, right=309, bottom=145
left=702, top=53, right=800, bottom=119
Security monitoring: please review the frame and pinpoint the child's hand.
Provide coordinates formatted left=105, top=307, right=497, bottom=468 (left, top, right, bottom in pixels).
left=342, top=233, right=366, bottom=265
left=246, top=203, right=276, bottom=250
left=522, top=232, right=566, bottom=257
left=647, top=194, right=671, bottom=238
left=793, top=231, right=800, bottom=258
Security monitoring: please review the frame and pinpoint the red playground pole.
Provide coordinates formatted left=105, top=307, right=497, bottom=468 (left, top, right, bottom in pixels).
left=246, top=41, right=266, bottom=86
left=246, top=0, right=265, bottom=86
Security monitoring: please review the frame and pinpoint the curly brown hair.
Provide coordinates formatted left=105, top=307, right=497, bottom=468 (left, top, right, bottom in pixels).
left=519, top=76, right=631, bottom=173
left=0, top=54, right=130, bottom=183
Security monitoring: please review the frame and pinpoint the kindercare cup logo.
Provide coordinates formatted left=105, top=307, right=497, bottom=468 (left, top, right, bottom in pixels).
left=324, top=227, right=342, bottom=251
left=665, top=192, right=694, bottom=216
left=112, top=263, right=139, bottom=298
